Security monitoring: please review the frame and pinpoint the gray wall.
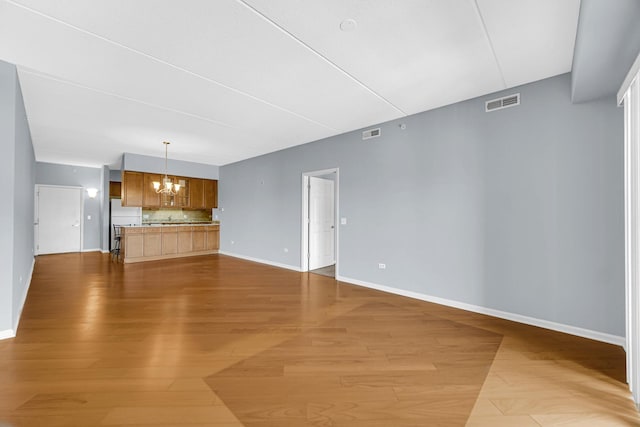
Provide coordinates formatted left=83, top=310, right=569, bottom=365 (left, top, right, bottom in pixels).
left=122, top=152, right=219, bottom=179
left=571, top=0, right=640, bottom=103
left=36, top=162, right=104, bottom=251
left=0, top=59, right=36, bottom=334
left=219, top=73, right=624, bottom=337
left=13, top=67, right=36, bottom=329
left=109, top=168, right=122, bottom=182
left=0, top=60, right=16, bottom=333
left=102, top=166, right=110, bottom=252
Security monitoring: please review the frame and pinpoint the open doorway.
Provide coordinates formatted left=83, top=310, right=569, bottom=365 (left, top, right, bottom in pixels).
left=301, top=169, right=338, bottom=277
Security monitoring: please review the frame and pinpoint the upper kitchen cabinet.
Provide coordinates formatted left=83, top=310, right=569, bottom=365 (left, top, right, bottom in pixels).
left=143, top=173, right=161, bottom=208
left=190, top=178, right=205, bottom=209
left=204, top=179, right=218, bottom=209
left=121, top=171, right=143, bottom=207
left=172, top=177, right=189, bottom=208
left=121, top=171, right=214, bottom=209
left=109, top=181, right=121, bottom=199
left=189, top=178, right=218, bottom=209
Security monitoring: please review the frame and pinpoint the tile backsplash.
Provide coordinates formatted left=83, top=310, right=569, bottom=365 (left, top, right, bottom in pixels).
left=142, top=208, right=212, bottom=223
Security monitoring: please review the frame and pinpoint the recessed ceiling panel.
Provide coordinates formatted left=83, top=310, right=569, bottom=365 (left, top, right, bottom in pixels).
left=1, top=0, right=583, bottom=167
left=477, top=0, right=581, bottom=88
left=0, top=2, right=336, bottom=137
left=242, top=0, right=506, bottom=114
left=8, top=0, right=404, bottom=132
left=18, top=69, right=312, bottom=166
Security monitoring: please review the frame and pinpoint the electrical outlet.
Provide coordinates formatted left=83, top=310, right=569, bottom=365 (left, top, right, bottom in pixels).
left=378, top=263, right=386, bottom=269
left=284, top=248, right=289, bottom=253
left=231, top=240, right=235, bottom=245
left=341, top=217, right=347, bottom=225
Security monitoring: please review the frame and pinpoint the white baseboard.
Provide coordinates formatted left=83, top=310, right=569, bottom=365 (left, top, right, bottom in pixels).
left=81, top=248, right=103, bottom=253
left=337, top=275, right=625, bottom=348
left=11, top=258, right=35, bottom=337
left=100, top=250, right=110, bottom=254
left=0, top=329, right=15, bottom=340
left=219, top=251, right=301, bottom=272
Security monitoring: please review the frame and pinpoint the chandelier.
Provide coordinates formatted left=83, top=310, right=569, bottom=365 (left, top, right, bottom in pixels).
left=152, top=141, right=181, bottom=195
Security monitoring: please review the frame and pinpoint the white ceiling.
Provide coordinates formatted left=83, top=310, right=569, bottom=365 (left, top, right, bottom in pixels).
left=0, top=0, right=581, bottom=168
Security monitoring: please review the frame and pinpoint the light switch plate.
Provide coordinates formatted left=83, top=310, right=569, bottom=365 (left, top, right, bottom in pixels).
left=340, top=217, right=347, bottom=225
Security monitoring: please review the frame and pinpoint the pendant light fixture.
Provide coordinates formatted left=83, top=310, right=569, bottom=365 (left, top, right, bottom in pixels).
left=152, top=141, right=181, bottom=195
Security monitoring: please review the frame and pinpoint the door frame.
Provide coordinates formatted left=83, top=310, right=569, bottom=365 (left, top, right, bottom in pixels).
left=301, top=168, right=339, bottom=274
left=34, top=184, right=84, bottom=255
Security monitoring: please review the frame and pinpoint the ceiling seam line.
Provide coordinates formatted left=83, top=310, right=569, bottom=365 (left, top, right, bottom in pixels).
left=19, top=67, right=243, bottom=130
left=236, top=0, right=408, bottom=117
left=472, top=0, right=507, bottom=89
left=5, top=0, right=340, bottom=133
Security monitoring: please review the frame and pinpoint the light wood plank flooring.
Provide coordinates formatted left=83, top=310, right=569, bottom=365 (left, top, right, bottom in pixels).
left=0, top=252, right=637, bottom=426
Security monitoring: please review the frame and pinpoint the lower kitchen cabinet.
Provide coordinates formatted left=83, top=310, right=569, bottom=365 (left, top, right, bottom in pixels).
left=178, top=227, right=193, bottom=253
left=121, top=224, right=219, bottom=263
left=143, top=228, right=162, bottom=257
left=161, top=227, right=178, bottom=255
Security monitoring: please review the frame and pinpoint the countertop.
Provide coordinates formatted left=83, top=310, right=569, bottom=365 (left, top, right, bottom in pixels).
left=122, top=222, right=219, bottom=227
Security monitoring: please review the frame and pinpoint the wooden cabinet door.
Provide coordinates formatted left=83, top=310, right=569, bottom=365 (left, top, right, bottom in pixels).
left=206, top=226, right=219, bottom=250
left=122, top=171, right=144, bottom=207
left=204, top=179, right=218, bottom=209
left=143, top=173, right=161, bottom=208
left=192, top=228, right=206, bottom=251
left=109, top=181, right=121, bottom=199
left=162, top=227, right=178, bottom=255
left=124, top=231, right=144, bottom=259
left=167, top=177, right=189, bottom=208
left=143, top=229, right=162, bottom=257
left=190, top=179, right=205, bottom=209
left=178, top=228, right=192, bottom=253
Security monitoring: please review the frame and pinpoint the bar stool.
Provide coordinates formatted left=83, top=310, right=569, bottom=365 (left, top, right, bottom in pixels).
left=111, top=225, right=122, bottom=262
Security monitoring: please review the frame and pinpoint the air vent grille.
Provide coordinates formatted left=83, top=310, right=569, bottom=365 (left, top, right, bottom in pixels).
left=485, top=93, right=520, bottom=112
left=362, top=128, right=381, bottom=140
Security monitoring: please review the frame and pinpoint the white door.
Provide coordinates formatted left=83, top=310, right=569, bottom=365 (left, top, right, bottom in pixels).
left=36, top=186, right=82, bottom=254
left=309, top=176, right=335, bottom=270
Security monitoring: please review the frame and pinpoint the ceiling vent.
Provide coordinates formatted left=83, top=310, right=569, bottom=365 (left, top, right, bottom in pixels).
left=485, top=93, right=520, bottom=112
left=362, top=127, right=381, bottom=140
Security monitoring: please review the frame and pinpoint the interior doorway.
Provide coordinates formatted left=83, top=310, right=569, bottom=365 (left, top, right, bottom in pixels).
left=35, top=185, right=83, bottom=255
left=301, top=169, right=338, bottom=277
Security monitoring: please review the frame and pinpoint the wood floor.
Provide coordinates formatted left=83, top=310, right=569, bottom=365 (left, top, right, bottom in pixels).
left=0, top=253, right=638, bottom=426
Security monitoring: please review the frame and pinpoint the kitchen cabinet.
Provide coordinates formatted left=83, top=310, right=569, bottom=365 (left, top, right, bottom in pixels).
left=123, top=227, right=143, bottom=259
left=190, top=178, right=217, bottom=209
left=122, top=171, right=143, bottom=207
left=121, top=224, right=219, bottom=263
left=204, top=179, right=218, bottom=209
left=161, top=226, right=178, bottom=255
left=205, top=225, right=220, bottom=250
left=190, top=179, right=205, bottom=209
left=121, top=171, right=214, bottom=209
left=143, top=173, right=161, bottom=208
left=177, top=226, right=192, bottom=253
left=160, top=176, right=189, bottom=208
left=109, top=181, right=121, bottom=199
left=143, top=227, right=162, bottom=257
left=192, top=227, right=206, bottom=251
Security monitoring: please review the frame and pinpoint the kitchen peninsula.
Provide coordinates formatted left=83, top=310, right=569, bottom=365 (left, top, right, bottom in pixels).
left=120, top=223, right=219, bottom=263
